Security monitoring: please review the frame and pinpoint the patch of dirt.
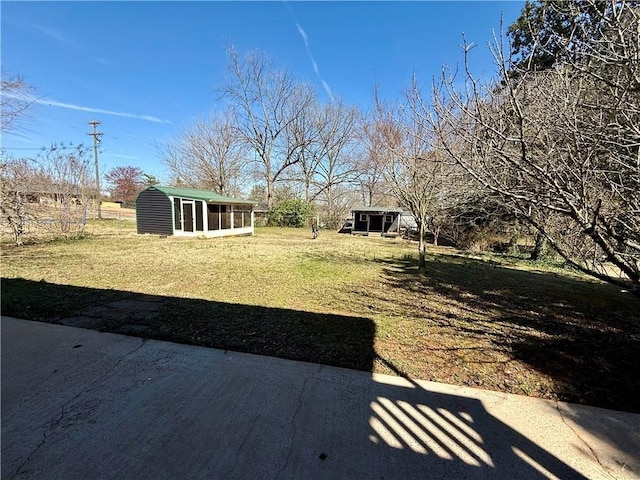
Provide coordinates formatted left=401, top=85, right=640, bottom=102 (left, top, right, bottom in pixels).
left=57, top=295, right=164, bottom=335
left=100, top=207, right=136, bottom=220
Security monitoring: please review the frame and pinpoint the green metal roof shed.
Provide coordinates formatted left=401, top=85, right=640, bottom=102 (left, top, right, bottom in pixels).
left=136, top=186, right=255, bottom=238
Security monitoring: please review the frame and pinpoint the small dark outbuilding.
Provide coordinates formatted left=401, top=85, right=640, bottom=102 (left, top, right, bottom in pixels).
left=136, top=186, right=255, bottom=238
left=350, top=207, right=404, bottom=236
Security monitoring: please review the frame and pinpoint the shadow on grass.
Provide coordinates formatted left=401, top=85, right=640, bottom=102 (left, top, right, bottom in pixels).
left=373, top=253, right=640, bottom=415
left=1, top=277, right=375, bottom=372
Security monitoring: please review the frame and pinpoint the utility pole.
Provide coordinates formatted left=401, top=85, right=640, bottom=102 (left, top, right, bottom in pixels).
left=87, top=119, right=103, bottom=219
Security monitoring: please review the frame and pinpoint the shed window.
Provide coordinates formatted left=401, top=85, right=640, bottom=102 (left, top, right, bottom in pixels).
left=233, top=206, right=242, bottom=228
left=360, top=213, right=368, bottom=222
left=207, top=204, right=220, bottom=230
left=220, top=205, right=230, bottom=229
left=233, top=205, right=251, bottom=228
left=173, top=198, right=181, bottom=230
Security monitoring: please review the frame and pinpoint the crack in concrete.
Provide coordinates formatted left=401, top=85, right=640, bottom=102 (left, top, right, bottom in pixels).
left=10, top=425, right=49, bottom=480
left=276, top=373, right=314, bottom=479
left=222, top=413, right=261, bottom=478
left=11, top=338, right=147, bottom=479
left=555, top=400, right=616, bottom=480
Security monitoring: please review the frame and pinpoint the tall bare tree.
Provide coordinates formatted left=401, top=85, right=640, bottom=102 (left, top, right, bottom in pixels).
left=160, top=110, right=248, bottom=196
left=313, top=101, right=361, bottom=226
left=219, top=47, right=315, bottom=207
left=285, top=100, right=361, bottom=226
left=357, top=113, right=395, bottom=208
left=429, top=0, right=640, bottom=294
left=284, top=97, right=321, bottom=202
left=373, top=85, right=468, bottom=270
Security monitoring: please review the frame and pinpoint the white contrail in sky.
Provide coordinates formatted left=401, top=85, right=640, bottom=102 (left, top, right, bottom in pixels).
left=31, top=23, right=110, bottom=65
left=32, top=24, right=68, bottom=44
left=295, top=22, right=335, bottom=102
left=4, top=91, right=169, bottom=124
left=37, top=98, right=171, bottom=124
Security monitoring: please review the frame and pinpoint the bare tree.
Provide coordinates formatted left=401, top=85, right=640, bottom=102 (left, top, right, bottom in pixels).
left=356, top=113, right=395, bottom=208
left=373, top=85, right=468, bottom=270
left=283, top=97, right=321, bottom=202
left=276, top=96, right=362, bottom=226
left=1, top=72, right=35, bottom=134
left=378, top=107, right=431, bottom=269
left=312, top=101, right=361, bottom=226
left=219, top=47, right=316, bottom=207
left=284, top=100, right=361, bottom=226
left=1, top=144, right=91, bottom=244
left=429, top=1, right=640, bottom=294
left=160, top=110, right=248, bottom=196
left=37, top=143, right=92, bottom=236
left=0, top=156, right=38, bottom=245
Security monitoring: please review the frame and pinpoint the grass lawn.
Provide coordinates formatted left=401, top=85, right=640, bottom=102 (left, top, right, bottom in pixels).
left=2, top=220, right=639, bottom=412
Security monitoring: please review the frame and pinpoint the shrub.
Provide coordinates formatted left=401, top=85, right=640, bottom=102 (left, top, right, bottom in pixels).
left=267, top=199, right=314, bottom=228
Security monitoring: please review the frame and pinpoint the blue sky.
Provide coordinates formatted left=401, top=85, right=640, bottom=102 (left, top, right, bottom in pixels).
left=2, top=1, right=524, bottom=183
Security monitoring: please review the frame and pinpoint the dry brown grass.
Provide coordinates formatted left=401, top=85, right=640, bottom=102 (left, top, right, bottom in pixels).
left=2, top=221, right=639, bottom=412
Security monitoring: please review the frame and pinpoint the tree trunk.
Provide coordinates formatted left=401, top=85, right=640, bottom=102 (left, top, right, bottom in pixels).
left=530, top=232, right=547, bottom=261
left=418, top=221, right=427, bottom=272
left=266, top=177, right=274, bottom=208
left=13, top=192, right=24, bottom=246
left=507, top=232, right=520, bottom=255
left=326, top=186, right=334, bottom=228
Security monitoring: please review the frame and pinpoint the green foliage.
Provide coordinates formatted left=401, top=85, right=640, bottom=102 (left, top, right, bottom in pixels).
left=507, top=0, right=567, bottom=72
left=507, top=0, right=611, bottom=74
left=267, top=199, right=314, bottom=228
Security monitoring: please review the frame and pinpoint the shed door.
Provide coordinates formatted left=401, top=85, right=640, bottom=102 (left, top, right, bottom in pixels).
left=182, top=201, right=194, bottom=232
left=369, top=215, right=383, bottom=232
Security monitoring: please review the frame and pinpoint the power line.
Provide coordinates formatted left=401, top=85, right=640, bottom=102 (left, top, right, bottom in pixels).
left=1, top=147, right=44, bottom=151
left=1, top=146, right=79, bottom=151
